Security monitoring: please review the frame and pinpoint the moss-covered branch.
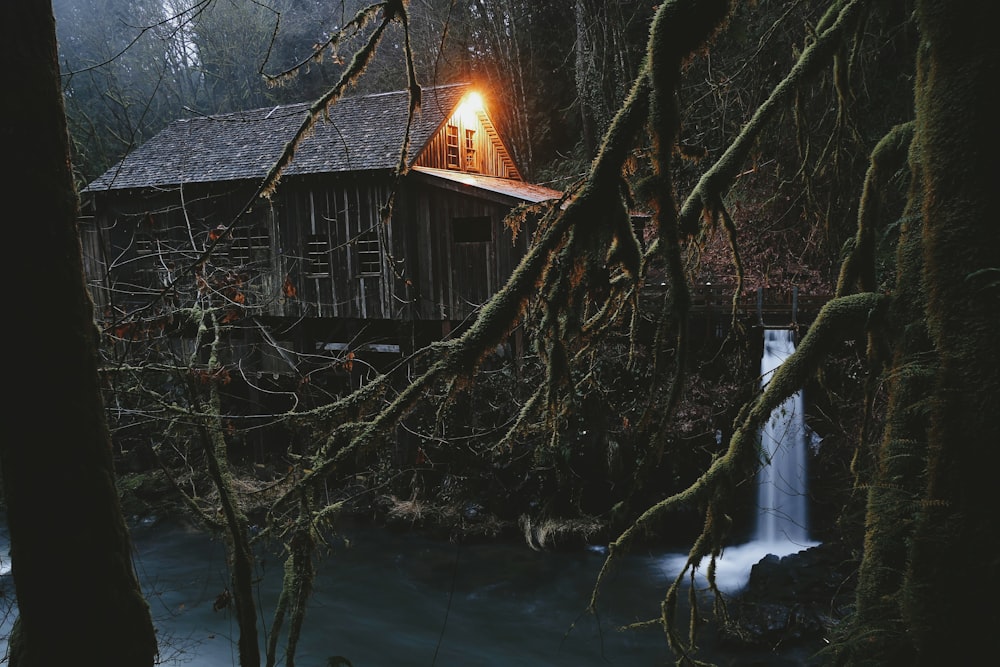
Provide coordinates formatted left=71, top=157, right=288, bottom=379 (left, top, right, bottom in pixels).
left=836, top=121, right=914, bottom=297
left=640, top=0, right=736, bottom=439
left=264, top=494, right=318, bottom=667
left=643, top=0, right=871, bottom=251
left=260, top=1, right=407, bottom=198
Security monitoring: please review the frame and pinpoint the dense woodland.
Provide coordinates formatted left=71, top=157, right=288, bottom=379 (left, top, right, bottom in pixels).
left=3, top=0, right=998, bottom=666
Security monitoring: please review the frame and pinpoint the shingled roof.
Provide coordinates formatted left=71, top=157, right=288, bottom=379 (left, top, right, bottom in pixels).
left=85, top=83, right=472, bottom=192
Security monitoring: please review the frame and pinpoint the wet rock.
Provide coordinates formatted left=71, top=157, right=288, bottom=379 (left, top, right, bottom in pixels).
left=720, top=542, right=855, bottom=654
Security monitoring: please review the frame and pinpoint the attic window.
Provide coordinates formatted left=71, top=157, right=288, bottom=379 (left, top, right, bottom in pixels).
left=464, top=129, right=477, bottom=171
left=306, top=234, right=331, bottom=276
left=452, top=216, right=492, bottom=243
left=355, top=232, right=382, bottom=275
left=446, top=124, right=460, bottom=169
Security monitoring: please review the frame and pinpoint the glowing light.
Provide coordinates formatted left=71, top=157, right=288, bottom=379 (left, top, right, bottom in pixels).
left=458, top=91, right=484, bottom=126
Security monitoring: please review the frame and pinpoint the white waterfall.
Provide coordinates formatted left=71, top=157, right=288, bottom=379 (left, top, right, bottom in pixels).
left=754, top=328, right=810, bottom=545
left=662, top=328, right=817, bottom=592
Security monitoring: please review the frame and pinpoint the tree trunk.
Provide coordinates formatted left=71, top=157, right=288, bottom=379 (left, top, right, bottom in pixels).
left=846, top=124, right=928, bottom=665
left=901, top=1, right=1000, bottom=663
left=845, top=1, right=1000, bottom=664
left=1, top=3, right=157, bottom=665
left=574, top=0, right=599, bottom=155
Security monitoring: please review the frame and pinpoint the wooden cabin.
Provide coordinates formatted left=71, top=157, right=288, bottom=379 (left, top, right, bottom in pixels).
left=80, top=83, right=561, bottom=377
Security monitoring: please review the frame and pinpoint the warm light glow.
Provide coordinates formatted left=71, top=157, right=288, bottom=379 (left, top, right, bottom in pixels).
left=458, top=91, right=484, bottom=126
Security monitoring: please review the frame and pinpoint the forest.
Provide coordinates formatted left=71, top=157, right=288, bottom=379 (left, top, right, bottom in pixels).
left=2, top=0, right=998, bottom=666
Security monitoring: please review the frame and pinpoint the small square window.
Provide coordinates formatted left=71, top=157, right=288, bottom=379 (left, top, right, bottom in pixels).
left=134, top=216, right=171, bottom=274
left=135, top=237, right=155, bottom=256
left=232, top=225, right=270, bottom=265
left=135, top=214, right=163, bottom=257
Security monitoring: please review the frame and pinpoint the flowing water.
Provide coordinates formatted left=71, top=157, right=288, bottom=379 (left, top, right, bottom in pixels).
left=755, top=328, right=812, bottom=546
left=0, top=516, right=821, bottom=666
left=663, top=328, right=818, bottom=593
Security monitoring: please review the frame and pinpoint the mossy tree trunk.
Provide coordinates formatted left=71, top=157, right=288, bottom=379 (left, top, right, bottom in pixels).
left=843, top=1, right=1000, bottom=664
left=901, top=0, right=1000, bottom=662
left=1, top=2, right=157, bottom=665
left=844, top=119, right=929, bottom=667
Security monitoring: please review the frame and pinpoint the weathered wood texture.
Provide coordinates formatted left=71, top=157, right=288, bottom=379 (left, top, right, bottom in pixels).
left=413, top=105, right=521, bottom=179
left=82, top=178, right=531, bottom=328
left=278, top=177, right=397, bottom=320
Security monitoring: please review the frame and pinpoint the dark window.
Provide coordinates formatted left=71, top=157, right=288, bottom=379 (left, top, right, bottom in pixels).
left=135, top=214, right=163, bottom=257
left=135, top=236, right=155, bottom=256
left=232, top=225, right=270, bottom=265
left=452, top=216, right=492, bottom=243
left=306, top=234, right=330, bottom=276
left=446, top=124, right=460, bottom=169
left=131, top=215, right=178, bottom=291
left=134, top=215, right=171, bottom=274
left=356, top=232, right=382, bottom=275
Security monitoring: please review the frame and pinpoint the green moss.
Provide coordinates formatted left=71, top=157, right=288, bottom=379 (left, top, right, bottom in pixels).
left=836, top=122, right=914, bottom=297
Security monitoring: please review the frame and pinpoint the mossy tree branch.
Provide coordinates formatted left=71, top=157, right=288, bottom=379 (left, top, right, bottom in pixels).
left=635, top=0, right=871, bottom=470
left=645, top=0, right=870, bottom=251
left=835, top=121, right=914, bottom=297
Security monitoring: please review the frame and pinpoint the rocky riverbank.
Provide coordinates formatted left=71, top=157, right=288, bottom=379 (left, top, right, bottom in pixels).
left=719, top=541, right=857, bottom=663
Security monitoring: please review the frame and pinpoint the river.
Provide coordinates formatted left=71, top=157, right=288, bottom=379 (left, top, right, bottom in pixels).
left=0, top=517, right=816, bottom=665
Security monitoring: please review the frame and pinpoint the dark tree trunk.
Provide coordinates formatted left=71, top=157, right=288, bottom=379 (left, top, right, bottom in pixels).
left=1, top=3, right=157, bottom=665
left=574, top=0, right=600, bottom=155
left=844, top=1, right=1000, bottom=664
left=901, top=1, right=1000, bottom=663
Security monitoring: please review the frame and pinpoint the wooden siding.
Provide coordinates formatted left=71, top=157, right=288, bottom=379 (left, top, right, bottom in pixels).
left=276, top=177, right=400, bottom=320
left=406, top=184, right=527, bottom=321
left=83, top=184, right=281, bottom=321
left=414, top=107, right=521, bottom=180
left=83, top=177, right=407, bottom=325
left=83, top=169, right=534, bottom=335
